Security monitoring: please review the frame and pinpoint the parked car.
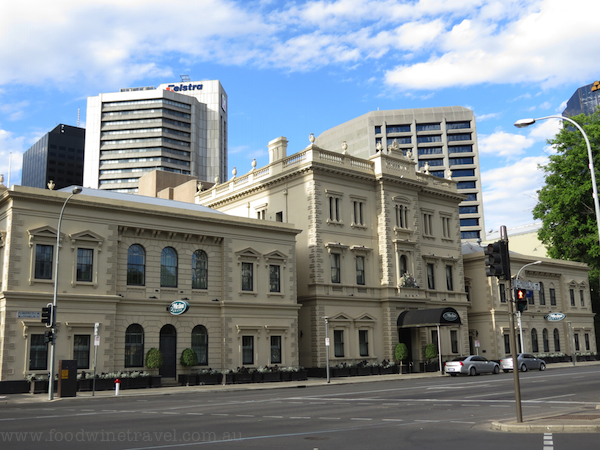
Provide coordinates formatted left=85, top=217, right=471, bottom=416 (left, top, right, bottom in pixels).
left=444, top=355, right=500, bottom=376
left=500, top=353, right=546, bottom=372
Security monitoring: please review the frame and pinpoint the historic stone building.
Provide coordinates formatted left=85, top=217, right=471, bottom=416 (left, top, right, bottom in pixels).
left=0, top=183, right=300, bottom=382
left=196, top=136, right=469, bottom=370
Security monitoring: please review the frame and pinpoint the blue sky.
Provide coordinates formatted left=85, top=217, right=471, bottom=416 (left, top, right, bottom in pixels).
left=1, top=0, right=599, bottom=236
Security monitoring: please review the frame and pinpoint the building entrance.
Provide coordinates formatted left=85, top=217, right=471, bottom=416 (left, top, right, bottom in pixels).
left=159, top=325, right=177, bottom=378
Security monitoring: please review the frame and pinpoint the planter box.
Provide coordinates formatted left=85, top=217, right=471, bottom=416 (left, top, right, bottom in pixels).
left=30, top=380, right=48, bottom=394
left=261, top=372, right=281, bottom=383
left=356, top=367, right=371, bottom=376
left=198, top=374, right=222, bottom=385
left=127, top=377, right=150, bottom=389
left=331, top=368, right=350, bottom=377
left=290, top=370, right=308, bottom=381
left=280, top=371, right=292, bottom=381
left=150, top=376, right=162, bottom=388
left=232, top=373, right=253, bottom=384
left=77, top=379, right=93, bottom=391
left=178, top=374, right=196, bottom=386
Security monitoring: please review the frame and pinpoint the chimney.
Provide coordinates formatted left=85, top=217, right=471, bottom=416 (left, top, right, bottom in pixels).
left=268, top=137, right=288, bottom=163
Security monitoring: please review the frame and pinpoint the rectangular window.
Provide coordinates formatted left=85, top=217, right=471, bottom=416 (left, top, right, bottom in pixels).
left=417, top=135, right=442, bottom=143
left=334, top=330, right=344, bottom=357
left=269, top=265, right=281, bottom=293
left=423, top=213, right=433, bottom=236
left=395, top=204, right=408, bottom=228
left=356, top=256, right=365, bottom=285
left=539, top=285, right=546, bottom=305
left=73, top=335, right=90, bottom=369
left=499, top=284, right=506, bottom=303
left=328, top=196, right=341, bottom=222
left=528, top=290, right=534, bottom=305
left=242, top=336, right=254, bottom=365
left=580, top=290, right=585, bottom=306
left=352, top=200, right=365, bottom=226
left=416, top=123, right=441, bottom=131
left=29, top=334, right=48, bottom=370
left=386, top=124, right=411, bottom=133
left=35, top=244, right=53, bottom=279
left=386, top=136, right=411, bottom=145
left=270, top=336, right=282, bottom=364
left=441, top=216, right=451, bottom=238
left=570, top=289, right=575, bottom=306
left=446, top=121, right=471, bottom=130
left=457, top=181, right=476, bottom=189
left=427, top=263, right=435, bottom=290
left=359, top=330, right=369, bottom=357
left=449, top=157, right=474, bottom=165
left=241, top=262, right=254, bottom=291
left=585, top=333, right=590, bottom=351
left=331, top=253, right=341, bottom=284
left=445, top=265, right=453, bottom=291
left=418, top=147, right=443, bottom=156
left=451, top=330, right=458, bottom=353
left=448, top=145, right=473, bottom=154
left=76, top=248, right=93, bottom=282
left=447, top=133, right=471, bottom=141
left=465, top=285, right=470, bottom=302
left=504, top=334, right=511, bottom=354
left=459, top=206, right=478, bottom=214
left=574, top=333, right=580, bottom=351
left=550, top=288, right=556, bottom=306
left=275, top=212, right=283, bottom=222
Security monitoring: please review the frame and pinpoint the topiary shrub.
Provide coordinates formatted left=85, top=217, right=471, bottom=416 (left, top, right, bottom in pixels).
left=424, top=343, right=438, bottom=361
left=395, top=343, right=408, bottom=363
left=180, top=348, right=198, bottom=367
left=145, top=348, right=164, bottom=369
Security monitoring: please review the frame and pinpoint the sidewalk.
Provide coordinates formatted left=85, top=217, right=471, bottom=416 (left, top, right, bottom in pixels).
left=3, top=362, right=600, bottom=432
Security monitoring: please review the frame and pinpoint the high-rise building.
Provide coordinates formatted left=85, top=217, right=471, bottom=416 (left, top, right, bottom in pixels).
left=562, top=81, right=600, bottom=117
left=21, top=124, right=85, bottom=190
left=84, top=80, right=227, bottom=193
left=314, top=107, right=484, bottom=240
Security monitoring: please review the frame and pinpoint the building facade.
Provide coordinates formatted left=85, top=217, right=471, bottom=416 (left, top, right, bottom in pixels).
left=463, top=244, right=596, bottom=360
left=0, top=184, right=299, bottom=382
left=84, top=80, right=227, bottom=193
left=563, top=81, right=600, bottom=117
left=21, top=124, right=85, bottom=190
left=315, top=107, right=484, bottom=240
left=196, top=136, right=470, bottom=371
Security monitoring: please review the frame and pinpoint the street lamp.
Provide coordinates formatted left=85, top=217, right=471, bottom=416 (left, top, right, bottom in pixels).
left=514, top=116, right=600, bottom=252
left=514, top=260, right=542, bottom=353
left=48, top=186, right=82, bottom=400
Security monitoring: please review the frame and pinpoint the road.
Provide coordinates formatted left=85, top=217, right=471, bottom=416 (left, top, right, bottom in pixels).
left=1, top=366, right=599, bottom=449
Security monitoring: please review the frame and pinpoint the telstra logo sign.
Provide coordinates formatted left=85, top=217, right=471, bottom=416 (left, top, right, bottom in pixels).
left=165, top=84, right=203, bottom=92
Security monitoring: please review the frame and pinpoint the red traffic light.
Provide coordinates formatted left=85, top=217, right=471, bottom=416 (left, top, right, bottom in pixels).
left=516, top=289, right=526, bottom=300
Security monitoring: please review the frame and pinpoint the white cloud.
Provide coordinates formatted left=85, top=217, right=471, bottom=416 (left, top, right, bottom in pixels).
left=476, top=112, right=501, bottom=121
left=478, top=131, right=535, bottom=158
left=482, top=156, right=547, bottom=231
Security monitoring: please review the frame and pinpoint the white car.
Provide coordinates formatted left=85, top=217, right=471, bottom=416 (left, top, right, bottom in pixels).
left=445, top=355, right=500, bottom=376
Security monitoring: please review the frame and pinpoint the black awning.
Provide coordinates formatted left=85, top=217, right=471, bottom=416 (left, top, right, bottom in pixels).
left=397, top=307, right=462, bottom=328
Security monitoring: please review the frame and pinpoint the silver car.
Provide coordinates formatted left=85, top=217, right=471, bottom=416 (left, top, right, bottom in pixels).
left=445, top=355, right=500, bottom=376
left=500, top=353, right=546, bottom=372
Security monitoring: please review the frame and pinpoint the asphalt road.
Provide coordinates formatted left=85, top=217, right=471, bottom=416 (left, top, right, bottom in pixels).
left=1, top=366, right=599, bottom=449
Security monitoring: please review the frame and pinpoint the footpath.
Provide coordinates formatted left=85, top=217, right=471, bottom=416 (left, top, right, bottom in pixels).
left=2, top=361, right=599, bottom=433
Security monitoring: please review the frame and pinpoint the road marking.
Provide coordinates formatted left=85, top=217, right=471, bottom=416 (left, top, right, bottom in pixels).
left=318, top=417, right=341, bottom=420
left=451, top=421, right=475, bottom=424
left=543, top=432, right=553, bottom=450
left=530, top=394, right=575, bottom=401
left=186, top=413, right=203, bottom=415
left=382, top=419, right=404, bottom=422
left=236, top=414, right=255, bottom=417
left=212, top=413, right=229, bottom=416
left=163, top=412, right=179, bottom=415
left=414, top=420, right=439, bottom=422
left=263, top=415, right=283, bottom=418
left=350, top=418, right=372, bottom=421
left=290, top=416, right=311, bottom=419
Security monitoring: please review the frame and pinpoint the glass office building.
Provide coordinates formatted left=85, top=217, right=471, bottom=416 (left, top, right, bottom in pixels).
left=563, top=82, right=600, bottom=118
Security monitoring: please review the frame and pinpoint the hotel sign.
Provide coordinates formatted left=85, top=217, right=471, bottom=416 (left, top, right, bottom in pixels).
left=169, top=300, right=190, bottom=316
left=545, top=312, right=566, bottom=322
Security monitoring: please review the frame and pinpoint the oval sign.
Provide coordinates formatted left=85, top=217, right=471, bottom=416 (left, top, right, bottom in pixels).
left=443, top=311, right=459, bottom=322
left=169, top=300, right=189, bottom=316
left=545, top=312, right=566, bottom=322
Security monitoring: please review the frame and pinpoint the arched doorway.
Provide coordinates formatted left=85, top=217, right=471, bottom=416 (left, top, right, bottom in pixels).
left=160, top=325, right=177, bottom=378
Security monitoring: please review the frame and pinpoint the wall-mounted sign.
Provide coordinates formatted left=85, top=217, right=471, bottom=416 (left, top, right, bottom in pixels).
left=515, top=280, right=541, bottom=291
left=17, top=311, right=41, bottom=319
left=169, top=300, right=190, bottom=316
left=443, top=311, right=459, bottom=322
left=166, top=84, right=203, bottom=92
left=545, top=312, right=566, bottom=322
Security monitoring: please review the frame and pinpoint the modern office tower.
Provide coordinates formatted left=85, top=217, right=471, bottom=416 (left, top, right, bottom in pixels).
left=21, top=124, right=85, bottom=190
left=562, top=81, right=600, bottom=118
left=84, top=80, right=227, bottom=193
left=315, top=107, right=484, bottom=240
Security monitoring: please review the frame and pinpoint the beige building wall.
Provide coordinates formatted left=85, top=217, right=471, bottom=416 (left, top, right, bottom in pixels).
left=0, top=185, right=300, bottom=382
left=196, top=137, right=469, bottom=371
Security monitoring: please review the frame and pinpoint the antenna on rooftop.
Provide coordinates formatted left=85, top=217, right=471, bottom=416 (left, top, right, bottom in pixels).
left=77, top=108, right=80, bottom=127
left=180, top=75, right=191, bottom=82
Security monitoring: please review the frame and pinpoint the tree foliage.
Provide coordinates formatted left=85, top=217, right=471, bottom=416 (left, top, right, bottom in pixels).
left=533, top=111, right=600, bottom=282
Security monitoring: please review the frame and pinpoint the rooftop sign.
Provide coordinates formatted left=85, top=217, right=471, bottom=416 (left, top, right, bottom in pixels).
left=166, top=84, right=203, bottom=92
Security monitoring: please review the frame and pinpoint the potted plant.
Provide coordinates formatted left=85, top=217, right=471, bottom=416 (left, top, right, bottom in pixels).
left=179, top=348, right=199, bottom=385
left=356, top=360, right=371, bottom=376
left=145, top=348, right=163, bottom=386
left=232, top=367, right=252, bottom=384
left=424, top=343, right=438, bottom=372
left=197, top=368, right=222, bottom=385
left=290, top=366, right=307, bottom=381
left=395, top=343, right=409, bottom=373
left=380, top=359, right=398, bottom=374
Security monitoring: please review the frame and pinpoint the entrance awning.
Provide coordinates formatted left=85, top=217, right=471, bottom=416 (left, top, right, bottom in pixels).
left=397, top=307, right=462, bottom=328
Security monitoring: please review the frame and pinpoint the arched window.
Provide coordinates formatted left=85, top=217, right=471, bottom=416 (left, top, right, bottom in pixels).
left=554, top=328, right=561, bottom=352
left=531, top=328, right=539, bottom=353
left=192, top=250, right=208, bottom=289
left=127, top=244, right=145, bottom=286
left=125, top=324, right=144, bottom=367
left=161, top=247, right=178, bottom=287
left=192, top=325, right=208, bottom=365
left=543, top=328, right=549, bottom=352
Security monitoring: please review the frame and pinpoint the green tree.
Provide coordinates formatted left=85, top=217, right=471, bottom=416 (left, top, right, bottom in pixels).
left=532, top=111, right=600, bottom=348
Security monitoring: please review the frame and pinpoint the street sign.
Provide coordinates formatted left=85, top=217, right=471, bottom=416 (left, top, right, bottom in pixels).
left=325, top=338, right=330, bottom=346
left=514, top=280, right=540, bottom=291
left=474, top=340, right=480, bottom=348
left=94, top=336, right=100, bottom=346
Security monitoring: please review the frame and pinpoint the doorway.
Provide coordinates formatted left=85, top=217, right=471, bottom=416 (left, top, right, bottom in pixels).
left=160, top=325, right=177, bottom=378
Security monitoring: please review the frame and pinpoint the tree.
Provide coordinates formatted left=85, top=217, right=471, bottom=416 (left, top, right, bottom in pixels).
left=145, top=348, right=163, bottom=370
left=532, top=110, right=600, bottom=348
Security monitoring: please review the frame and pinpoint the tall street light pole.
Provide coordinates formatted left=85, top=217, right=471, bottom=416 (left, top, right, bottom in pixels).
left=514, top=260, right=542, bottom=353
left=514, top=116, right=600, bottom=251
left=48, top=187, right=82, bottom=400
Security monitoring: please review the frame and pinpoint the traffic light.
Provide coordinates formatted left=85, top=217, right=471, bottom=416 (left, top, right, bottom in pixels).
left=484, top=241, right=510, bottom=279
left=44, top=330, right=54, bottom=344
left=41, top=304, right=53, bottom=327
left=515, top=288, right=528, bottom=312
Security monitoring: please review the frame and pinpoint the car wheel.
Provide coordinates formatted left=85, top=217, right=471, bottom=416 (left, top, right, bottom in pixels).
left=503, top=369, right=510, bottom=373
left=539, top=363, right=546, bottom=371
left=520, top=364, right=528, bottom=372
left=469, top=367, right=476, bottom=376
left=493, top=365, right=500, bottom=374
left=450, top=373, right=457, bottom=377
